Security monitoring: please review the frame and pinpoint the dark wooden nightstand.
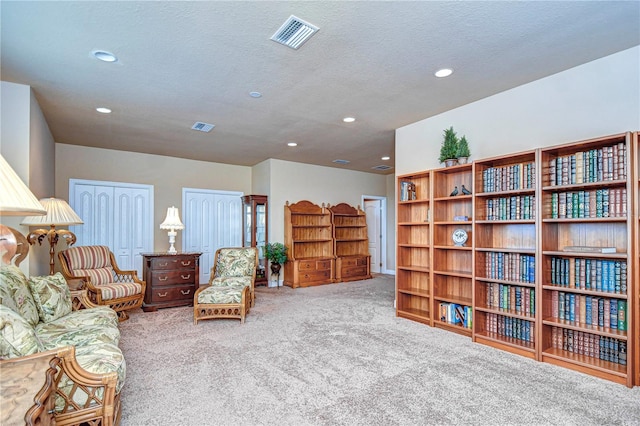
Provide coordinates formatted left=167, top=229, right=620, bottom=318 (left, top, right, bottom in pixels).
left=141, top=252, right=201, bottom=312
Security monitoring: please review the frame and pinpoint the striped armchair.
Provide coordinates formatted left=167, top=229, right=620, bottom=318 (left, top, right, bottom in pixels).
left=58, top=246, right=145, bottom=321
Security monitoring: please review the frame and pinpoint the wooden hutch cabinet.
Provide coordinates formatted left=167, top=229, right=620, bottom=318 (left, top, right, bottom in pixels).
left=242, top=195, right=268, bottom=286
left=329, top=203, right=372, bottom=282
left=284, top=200, right=335, bottom=288
left=141, top=252, right=201, bottom=311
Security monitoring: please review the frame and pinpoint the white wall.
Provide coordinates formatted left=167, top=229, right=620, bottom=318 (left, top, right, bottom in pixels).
left=1, top=81, right=55, bottom=276
left=396, top=46, right=640, bottom=174
left=56, top=144, right=252, bottom=253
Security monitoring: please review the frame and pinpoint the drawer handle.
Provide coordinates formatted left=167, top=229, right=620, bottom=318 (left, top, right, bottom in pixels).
left=159, top=262, right=168, bottom=267
left=181, top=274, right=191, bottom=280
left=159, top=276, right=168, bottom=281
left=180, top=289, right=191, bottom=295
left=181, top=261, right=192, bottom=266
left=157, top=292, right=168, bottom=298
left=304, top=274, right=310, bottom=279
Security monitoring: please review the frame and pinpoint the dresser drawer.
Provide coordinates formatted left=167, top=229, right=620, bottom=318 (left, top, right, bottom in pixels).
left=299, top=269, right=332, bottom=283
left=342, top=266, right=367, bottom=278
left=149, top=285, right=195, bottom=303
left=150, top=270, right=196, bottom=286
left=298, top=259, right=331, bottom=271
left=150, top=257, right=197, bottom=270
left=342, top=257, right=367, bottom=267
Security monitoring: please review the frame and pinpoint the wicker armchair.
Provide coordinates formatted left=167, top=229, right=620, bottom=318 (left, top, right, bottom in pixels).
left=58, top=245, right=145, bottom=321
left=193, top=247, right=257, bottom=324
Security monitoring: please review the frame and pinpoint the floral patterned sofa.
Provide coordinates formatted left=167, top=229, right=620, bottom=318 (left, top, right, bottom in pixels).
left=0, top=264, right=125, bottom=425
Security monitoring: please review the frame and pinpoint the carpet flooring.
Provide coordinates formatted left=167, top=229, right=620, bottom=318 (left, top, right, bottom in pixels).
left=118, top=275, right=640, bottom=425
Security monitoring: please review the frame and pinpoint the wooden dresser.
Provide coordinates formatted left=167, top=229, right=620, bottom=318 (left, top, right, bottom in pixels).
left=141, top=252, right=201, bottom=312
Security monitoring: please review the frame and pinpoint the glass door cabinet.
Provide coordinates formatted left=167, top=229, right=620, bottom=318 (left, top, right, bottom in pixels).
left=242, top=195, right=268, bottom=285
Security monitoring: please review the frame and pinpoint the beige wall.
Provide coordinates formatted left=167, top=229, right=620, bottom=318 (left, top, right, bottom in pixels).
left=1, top=81, right=55, bottom=276
left=396, top=46, right=640, bottom=175
left=55, top=144, right=252, bottom=252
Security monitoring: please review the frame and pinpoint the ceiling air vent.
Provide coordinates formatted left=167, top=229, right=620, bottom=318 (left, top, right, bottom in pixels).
left=270, top=15, right=319, bottom=49
left=191, top=122, right=215, bottom=132
left=333, top=159, right=351, bottom=165
left=372, top=165, right=393, bottom=171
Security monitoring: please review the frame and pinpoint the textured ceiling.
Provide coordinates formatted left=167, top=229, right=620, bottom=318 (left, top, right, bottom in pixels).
left=2, top=1, right=639, bottom=174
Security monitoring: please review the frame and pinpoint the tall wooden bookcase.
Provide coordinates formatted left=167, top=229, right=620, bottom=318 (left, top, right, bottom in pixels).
left=329, top=203, right=372, bottom=282
left=539, top=133, right=634, bottom=386
left=395, top=131, right=639, bottom=387
left=473, top=151, right=538, bottom=359
left=284, top=200, right=335, bottom=288
left=431, top=164, right=474, bottom=336
left=396, top=171, right=431, bottom=325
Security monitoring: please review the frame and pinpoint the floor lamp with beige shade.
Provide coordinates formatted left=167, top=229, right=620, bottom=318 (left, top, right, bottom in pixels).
left=21, top=198, right=84, bottom=275
left=0, top=154, right=47, bottom=266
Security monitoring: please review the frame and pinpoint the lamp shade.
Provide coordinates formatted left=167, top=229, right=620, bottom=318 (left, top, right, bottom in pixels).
left=0, top=155, right=46, bottom=216
left=21, top=198, right=83, bottom=226
left=160, top=206, right=184, bottom=230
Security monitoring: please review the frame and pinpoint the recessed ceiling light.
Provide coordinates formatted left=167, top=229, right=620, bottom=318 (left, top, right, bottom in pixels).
left=333, top=159, right=350, bottom=164
left=381, top=156, right=390, bottom=161
left=343, top=117, right=355, bottom=123
left=96, top=107, right=111, bottom=114
left=435, top=68, right=453, bottom=78
left=249, top=91, right=262, bottom=98
left=92, top=50, right=118, bottom=63
left=287, top=142, right=298, bottom=147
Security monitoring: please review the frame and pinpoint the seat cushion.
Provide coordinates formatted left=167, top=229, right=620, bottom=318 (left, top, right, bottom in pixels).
left=37, top=322, right=121, bottom=349
left=42, top=306, right=119, bottom=329
left=197, top=285, right=245, bottom=304
left=28, top=273, right=73, bottom=323
left=210, top=276, right=252, bottom=288
left=0, top=305, right=43, bottom=358
left=0, top=265, right=40, bottom=327
left=75, top=267, right=115, bottom=286
left=98, top=282, right=143, bottom=300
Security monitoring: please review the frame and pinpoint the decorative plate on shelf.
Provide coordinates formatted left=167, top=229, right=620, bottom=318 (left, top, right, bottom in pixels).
left=452, top=228, right=468, bottom=246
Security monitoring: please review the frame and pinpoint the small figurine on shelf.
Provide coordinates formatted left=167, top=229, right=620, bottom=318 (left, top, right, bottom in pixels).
left=450, top=186, right=459, bottom=196
left=461, top=184, right=472, bottom=195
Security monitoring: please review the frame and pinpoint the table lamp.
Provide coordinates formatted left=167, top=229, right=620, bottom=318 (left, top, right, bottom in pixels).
left=160, top=206, right=184, bottom=254
left=0, top=155, right=47, bottom=265
left=21, top=198, right=84, bottom=275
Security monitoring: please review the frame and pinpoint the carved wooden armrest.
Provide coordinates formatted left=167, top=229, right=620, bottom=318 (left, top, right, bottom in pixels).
left=70, top=290, right=99, bottom=310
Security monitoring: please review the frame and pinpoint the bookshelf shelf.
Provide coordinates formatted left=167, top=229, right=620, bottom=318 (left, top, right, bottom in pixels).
left=395, top=132, right=638, bottom=387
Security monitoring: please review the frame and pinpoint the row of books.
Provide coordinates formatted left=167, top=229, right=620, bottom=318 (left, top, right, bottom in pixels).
left=438, top=303, right=472, bottom=328
left=484, top=195, right=536, bottom=220
left=399, top=180, right=417, bottom=201
left=550, top=291, right=627, bottom=331
left=550, top=188, right=627, bottom=219
left=550, top=327, right=626, bottom=365
left=483, top=252, right=535, bottom=283
left=484, top=313, right=534, bottom=343
left=485, top=283, right=535, bottom=317
left=549, top=257, right=627, bottom=294
left=548, top=143, right=627, bottom=186
left=482, top=162, right=536, bottom=193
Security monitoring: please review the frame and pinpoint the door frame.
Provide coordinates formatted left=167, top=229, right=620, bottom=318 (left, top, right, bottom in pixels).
left=361, top=195, right=389, bottom=274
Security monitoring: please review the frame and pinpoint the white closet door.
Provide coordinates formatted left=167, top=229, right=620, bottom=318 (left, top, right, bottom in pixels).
left=183, top=188, right=242, bottom=284
left=69, top=180, right=153, bottom=277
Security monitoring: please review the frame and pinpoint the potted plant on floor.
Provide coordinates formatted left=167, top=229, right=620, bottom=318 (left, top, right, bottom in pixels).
left=263, top=242, right=288, bottom=275
left=456, top=135, right=471, bottom=164
left=439, top=126, right=459, bottom=167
